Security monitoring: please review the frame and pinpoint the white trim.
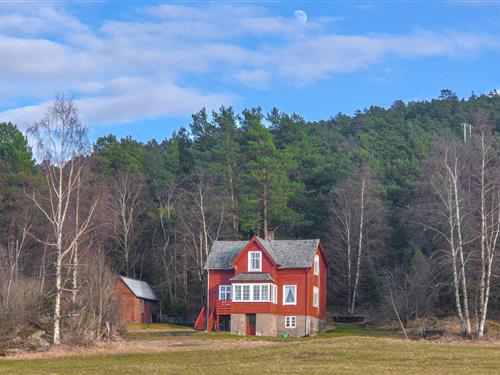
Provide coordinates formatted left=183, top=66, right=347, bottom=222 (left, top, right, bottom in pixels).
left=219, top=285, right=232, bottom=300
left=313, top=286, right=319, bottom=308
left=248, top=251, right=262, bottom=272
left=314, top=254, right=320, bottom=276
left=232, top=283, right=275, bottom=302
left=285, top=316, right=296, bottom=329
left=283, top=285, right=297, bottom=305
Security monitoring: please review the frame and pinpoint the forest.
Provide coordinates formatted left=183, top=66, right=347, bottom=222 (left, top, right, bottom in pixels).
left=0, top=89, right=499, bottom=345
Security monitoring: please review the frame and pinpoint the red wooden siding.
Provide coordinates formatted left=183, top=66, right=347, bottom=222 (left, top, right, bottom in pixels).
left=115, top=279, right=158, bottom=323
left=206, top=238, right=328, bottom=325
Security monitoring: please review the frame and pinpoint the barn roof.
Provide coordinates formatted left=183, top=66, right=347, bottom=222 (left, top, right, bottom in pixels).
left=230, top=272, right=274, bottom=282
left=120, top=276, right=159, bottom=301
left=204, top=237, right=320, bottom=270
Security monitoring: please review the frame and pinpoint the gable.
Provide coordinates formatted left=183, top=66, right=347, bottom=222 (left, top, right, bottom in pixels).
left=205, top=237, right=324, bottom=270
left=120, top=276, right=159, bottom=301
left=231, top=238, right=276, bottom=272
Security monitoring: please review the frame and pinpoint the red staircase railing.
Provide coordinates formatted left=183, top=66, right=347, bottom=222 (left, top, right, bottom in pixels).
left=194, top=306, right=206, bottom=330
left=216, top=299, right=232, bottom=314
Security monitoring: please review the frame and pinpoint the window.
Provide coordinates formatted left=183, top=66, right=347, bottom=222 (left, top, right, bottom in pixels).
left=219, top=285, right=232, bottom=300
left=232, top=283, right=275, bottom=302
left=285, top=316, right=296, bottom=329
left=272, top=284, right=277, bottom=304
left=261, top=285, right=269, bottom=301
left=243, top=285, right=250, bottom=301
left=253, top=284, right=260, bottom=301
left=248, top=251, right=262, bottom=272
left=314, top=255, right=320, bottom=276
left=283, top=285, right=297, bottom=305
left=313, top=286, right=319, bottom=308
left=140, top=300, right=144, bottom=314
left=234, top=285, right=242, bottom=301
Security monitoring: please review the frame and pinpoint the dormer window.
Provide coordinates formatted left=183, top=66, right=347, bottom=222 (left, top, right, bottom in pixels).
left=248, top=251, right=262, bottom=272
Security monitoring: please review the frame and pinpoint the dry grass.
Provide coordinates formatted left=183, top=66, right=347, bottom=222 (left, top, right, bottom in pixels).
left=125, top=322, right=193, bottom=333
left=2, top=323, right=500, bottom=374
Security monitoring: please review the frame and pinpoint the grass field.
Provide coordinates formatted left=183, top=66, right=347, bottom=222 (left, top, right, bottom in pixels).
left=1, top=323, right=499, bottom=374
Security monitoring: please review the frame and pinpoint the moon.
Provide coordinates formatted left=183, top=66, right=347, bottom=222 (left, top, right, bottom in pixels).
left=294, top=10, right=308, bottom=24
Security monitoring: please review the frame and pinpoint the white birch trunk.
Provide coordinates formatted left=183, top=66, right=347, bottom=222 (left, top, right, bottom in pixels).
left=350, top=177, right=365, bottom=315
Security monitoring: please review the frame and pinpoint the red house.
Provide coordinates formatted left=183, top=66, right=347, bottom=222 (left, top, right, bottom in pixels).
left=195, top=236, right=328, bottom=337
left=116, top=276, right=159, bottom=323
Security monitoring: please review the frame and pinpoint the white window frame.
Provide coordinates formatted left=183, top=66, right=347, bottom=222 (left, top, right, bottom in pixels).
left=260, top=284, right=268, bottom=301
left=253, top=284, right=261, bottom=301
left=314, top=254, right=320, bottom=276
left=285, top=316, right=296, bottom=329
left=313, top=286, right=319, bottom=308
left=283, top=285, right=297, bottom=305
left=242, top=285, right=250, bottom=301
left=232, top=283, right=276, bottom=302
left=219, top=285, right=232, bottom=300
left=272, top=284, right=277, bottom=304
left=234, top=284, right=242, bottom=301
left=248, top=251, right=262, bottom=272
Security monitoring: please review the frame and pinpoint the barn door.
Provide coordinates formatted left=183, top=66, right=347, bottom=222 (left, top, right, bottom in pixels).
left=246, top=314, right=256, bottom=336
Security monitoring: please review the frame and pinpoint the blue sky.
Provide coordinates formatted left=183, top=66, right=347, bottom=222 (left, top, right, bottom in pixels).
left=1, top=1, right=500, bottom=142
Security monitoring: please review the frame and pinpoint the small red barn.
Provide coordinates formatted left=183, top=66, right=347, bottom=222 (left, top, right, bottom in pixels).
left=116, top=276, right=159, bottom=323
left=195, top=236, right=328, bottom=337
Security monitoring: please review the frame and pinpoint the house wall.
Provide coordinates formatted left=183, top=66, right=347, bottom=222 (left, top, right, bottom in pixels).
left=116, top=280, right=141, bottom=322
left=208, top=269, right=234, bottom=313
left=256, top=314, right=277, bottom=336
left=115, top=280, right=158, bottom=323
left=230, top=313, right=246, bottom=335
left=275, top=315, right=326, bottom=337
left=209, top=238, right=329, bottom=336
left=228, top=314, right=325, bottom=337
left=232, top=240, right=278, bottom=280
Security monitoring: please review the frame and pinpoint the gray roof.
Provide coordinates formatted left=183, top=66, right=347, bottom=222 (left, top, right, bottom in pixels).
left=230, top=273, right=274, bottom=282
left=204, top=241, right=248, bottom=269
left=120, top=276, right=159, bottom=301
left=204, top=237, right=320, bottom=270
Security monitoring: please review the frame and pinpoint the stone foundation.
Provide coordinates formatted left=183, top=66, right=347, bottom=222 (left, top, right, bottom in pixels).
left=256, top=314, right=277, bottom=336
left=230, top=313, right=246, bottom=335
left=229, top=313, right=325, bottom=337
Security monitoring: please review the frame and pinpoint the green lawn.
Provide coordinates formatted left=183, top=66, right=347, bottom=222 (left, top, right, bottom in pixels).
left=1, top=324, right=499, bottom=374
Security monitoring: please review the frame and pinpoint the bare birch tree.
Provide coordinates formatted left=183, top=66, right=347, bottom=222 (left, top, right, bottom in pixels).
left=110, top=173, right=142, bottom=277
left=470, top=112, right=500, bottom=337
left=151, top=178, right=180, bottom=305
left=328, top=166, right=387, bottom=315
left=178, top=169, right=227, bottom=303
left=27, top=95, right=96, bottom=345
left=420, top=139, right=472, bottom=337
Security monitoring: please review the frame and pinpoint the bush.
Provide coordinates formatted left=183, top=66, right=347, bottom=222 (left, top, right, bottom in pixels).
left=0, top=275, right=48, bottom=344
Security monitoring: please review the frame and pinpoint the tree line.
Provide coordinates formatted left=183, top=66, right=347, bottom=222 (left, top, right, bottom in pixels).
left=0, top=89, right=499, bottom=345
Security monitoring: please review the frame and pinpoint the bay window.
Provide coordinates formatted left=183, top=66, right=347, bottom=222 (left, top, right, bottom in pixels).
left=242, top=285, right=250, bottom=301
left=234, top=285, right=242, bottom=301
left=232, top=283, right=275, bottom=302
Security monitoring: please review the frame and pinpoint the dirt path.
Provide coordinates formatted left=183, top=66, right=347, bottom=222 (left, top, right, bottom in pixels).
left=1, top=336, right=284, bottom=361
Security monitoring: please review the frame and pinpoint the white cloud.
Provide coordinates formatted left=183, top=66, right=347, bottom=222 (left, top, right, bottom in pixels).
left=234, top=70, right=270, bottom=89
left=0, top=3, right=499, bottom=127
left=0, top=79, right=232, bottom=127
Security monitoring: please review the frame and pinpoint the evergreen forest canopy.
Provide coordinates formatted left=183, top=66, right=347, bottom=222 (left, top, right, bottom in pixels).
left=1, top=89, right=499, bottom=343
